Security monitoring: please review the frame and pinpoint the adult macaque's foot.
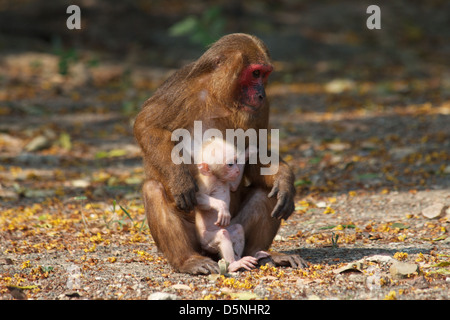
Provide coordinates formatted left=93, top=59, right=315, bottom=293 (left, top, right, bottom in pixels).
left=271, top=252, right=308, bottom=268
left=179, top=256, right=219, bottom=275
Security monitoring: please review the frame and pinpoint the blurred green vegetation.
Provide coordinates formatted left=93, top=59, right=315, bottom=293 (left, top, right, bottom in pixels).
left=169, top=6, right=226, bottom=46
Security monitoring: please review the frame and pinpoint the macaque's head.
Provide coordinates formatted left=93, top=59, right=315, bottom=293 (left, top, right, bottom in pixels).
left=194, top=33, right=273, bottom=114
left=198, top=138, right=240, bottom=182
left=237, top=63, right=272, bottom=113
left=204, top=161, right=240, bottom=182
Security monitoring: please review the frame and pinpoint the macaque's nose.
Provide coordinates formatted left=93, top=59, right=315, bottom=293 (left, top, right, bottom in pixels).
left=258, top=87, right=266, bottom=101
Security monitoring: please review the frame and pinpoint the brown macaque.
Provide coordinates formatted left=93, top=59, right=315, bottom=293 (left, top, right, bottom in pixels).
left=195, top=139, right=267, bottom=272
left=134, top=33, right=306, bottom=274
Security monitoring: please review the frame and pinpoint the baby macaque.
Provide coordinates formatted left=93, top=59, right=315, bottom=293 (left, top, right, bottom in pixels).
left=194, top=138, right=268, bottom=272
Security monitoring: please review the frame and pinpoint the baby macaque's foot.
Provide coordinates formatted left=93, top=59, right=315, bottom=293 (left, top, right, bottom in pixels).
left=228, top=256, right=258, bottom=272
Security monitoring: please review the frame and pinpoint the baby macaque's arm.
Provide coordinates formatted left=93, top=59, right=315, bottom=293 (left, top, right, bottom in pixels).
left=196, top=192, right=231, bottom=227
left=196, top=193, right=227, bottom=211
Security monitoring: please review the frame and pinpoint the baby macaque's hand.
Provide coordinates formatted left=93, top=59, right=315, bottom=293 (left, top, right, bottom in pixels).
left=228, top=256, right=258, bottom=272
left=215, top=208, right=231, bottom=227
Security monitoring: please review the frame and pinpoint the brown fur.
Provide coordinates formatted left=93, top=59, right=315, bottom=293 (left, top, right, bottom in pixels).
left=134, top=33, right=306, bottom=274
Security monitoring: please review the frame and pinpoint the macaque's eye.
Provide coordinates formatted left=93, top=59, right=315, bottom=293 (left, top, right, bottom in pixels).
left=227, top=163, right=234, bottom=167
left=252, top=70, right=260, bottom=78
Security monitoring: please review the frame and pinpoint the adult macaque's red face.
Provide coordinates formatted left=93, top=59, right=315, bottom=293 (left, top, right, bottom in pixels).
left=238, top=64, right=273, bottom=113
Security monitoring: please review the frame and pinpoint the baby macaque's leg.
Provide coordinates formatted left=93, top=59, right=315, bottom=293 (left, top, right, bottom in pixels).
left=216, top=229, right=238, bottom=264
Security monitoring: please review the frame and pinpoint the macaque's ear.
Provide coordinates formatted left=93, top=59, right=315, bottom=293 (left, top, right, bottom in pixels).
left=198, top=163, right=212, bottom=176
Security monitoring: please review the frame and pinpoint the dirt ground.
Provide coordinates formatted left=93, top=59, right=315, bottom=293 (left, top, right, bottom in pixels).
left=0, top=1, right=449, bottom=301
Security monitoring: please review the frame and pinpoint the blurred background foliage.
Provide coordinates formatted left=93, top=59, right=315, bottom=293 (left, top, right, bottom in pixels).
left=0, top=0, right=448, bottom=74
left=168, top=5, right=226, bottom=46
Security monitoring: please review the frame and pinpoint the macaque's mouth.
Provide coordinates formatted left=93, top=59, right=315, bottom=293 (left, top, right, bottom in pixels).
left=240, top=103, right=260, bottom=114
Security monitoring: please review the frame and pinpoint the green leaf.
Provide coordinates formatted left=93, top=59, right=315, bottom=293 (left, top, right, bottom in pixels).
left=203, top=6, right=222, bottom=21
left=356, top=173, right=380, bottom=180
left=420, top=235, right=447, bottom=242
left=59, top=132, right=72, bottom=151
left=95, top=151, right=109, bottom=159
left=169, top=16, right=198, bottom=36
left=319, top=225, right=336, bottom=230
left=139, top=216, right=147, bottom=232
left=218, top=258, right=229, bottom=276
left=431, top=261, right=450, bottom=267
left=392, top=223, right=409, bottom=229
left=319, top=224, right=355, bottom=230
left=108, top=149, right=127, bottom=157
left=168, top=6, right=225, bottom=46
left=95, top=149, right=127, bottom=159
left=125, top=176, right=143, bottom=185
left=41, top=266, right=54, bottom=272
left=428, top=268, right=450, bottom=275
left=294, top=179, right=311, bottom=187
left=8, top=285, right=38, bottom=290
left=73, top=196, right=87, bottom=201
left=309, top=157, right=322, bottom=164
left=119, top=204, right=133, bottom=221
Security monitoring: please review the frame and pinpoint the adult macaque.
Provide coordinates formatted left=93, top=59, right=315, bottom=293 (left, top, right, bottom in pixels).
left=195, top=139, right=267, bottom=272
left=134, top=33, right=306, bottom=274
